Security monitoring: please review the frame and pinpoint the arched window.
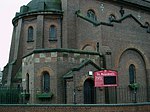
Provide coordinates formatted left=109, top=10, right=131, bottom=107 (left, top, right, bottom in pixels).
left=145, top=22, right=149, bottom=27
left=49, top=25, right=57, bottom=40
left=27, top=26, right=34, bottom=42
left=129, top=64, right=136, bottom=84
left=109, top=14, right=116, bottom=22
left=82, top=44, right=95, bottom=51
left=42, top=71, right=50, bottom=93
left=87, top=10, right=97, bottom=21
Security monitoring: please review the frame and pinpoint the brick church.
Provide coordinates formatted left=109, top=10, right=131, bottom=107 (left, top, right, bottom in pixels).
left=2, top=0, right=150, bottom=104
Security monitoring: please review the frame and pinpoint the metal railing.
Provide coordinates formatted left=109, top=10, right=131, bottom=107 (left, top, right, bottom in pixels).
left=0, top=87, right=21, bottom=104
left=0, top=86, right=149, bottom=104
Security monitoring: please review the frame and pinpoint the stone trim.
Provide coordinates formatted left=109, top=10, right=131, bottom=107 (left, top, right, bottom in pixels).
left=76, top=10, right=150, bottom=33
left=0, top=102, right=150, bottom=106
left=23, top=48, right=102, bottom=58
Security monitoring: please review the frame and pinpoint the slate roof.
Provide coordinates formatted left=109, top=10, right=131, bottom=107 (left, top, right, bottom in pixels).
left=13, top=0, right=62, bottom=23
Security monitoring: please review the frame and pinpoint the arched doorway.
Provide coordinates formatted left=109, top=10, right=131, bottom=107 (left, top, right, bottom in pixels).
left=84, top=79, right=96, bottom=104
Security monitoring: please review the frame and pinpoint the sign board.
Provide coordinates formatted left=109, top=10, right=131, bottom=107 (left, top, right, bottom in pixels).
left=94, top=70, right=118, bottom=87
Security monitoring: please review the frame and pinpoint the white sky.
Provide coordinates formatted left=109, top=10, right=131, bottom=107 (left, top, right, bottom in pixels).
left=0, top=0, right=31, bottom=71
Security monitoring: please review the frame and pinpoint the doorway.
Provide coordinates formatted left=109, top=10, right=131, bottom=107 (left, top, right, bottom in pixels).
left=84, top=79, right=96, bottom=104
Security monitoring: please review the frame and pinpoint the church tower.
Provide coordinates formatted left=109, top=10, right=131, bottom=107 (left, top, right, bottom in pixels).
left=6, top=0, right=63, bottom=87
left=4, top=0, right=101, bottom=104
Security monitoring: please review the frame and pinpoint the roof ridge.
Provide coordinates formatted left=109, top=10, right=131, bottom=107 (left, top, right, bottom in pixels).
left=63, top=59, right=101, bottom=79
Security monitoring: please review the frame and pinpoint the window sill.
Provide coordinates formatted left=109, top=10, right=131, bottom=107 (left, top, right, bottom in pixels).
left=27, top=40, right=34, bottom=43
left=36, top=92, right=53, bottom=99
left=128, top=83, right=140, bottom=90
left=20, top=93, right=30, bottom=100
left=49, top=38, right=57, bottom=41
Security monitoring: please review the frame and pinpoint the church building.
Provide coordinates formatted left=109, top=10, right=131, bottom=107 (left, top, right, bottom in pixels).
left=2, top=0, right=150, bottom=104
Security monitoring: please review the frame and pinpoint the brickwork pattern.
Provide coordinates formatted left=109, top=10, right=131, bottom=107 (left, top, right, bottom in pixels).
left=22, top=52, right=100, bottom=65
left=0, top=104, right=150, bottom=112
left=22, top=51, right=100, bottom=104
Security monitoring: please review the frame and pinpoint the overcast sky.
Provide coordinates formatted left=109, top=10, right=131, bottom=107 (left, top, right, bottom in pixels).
left=0, top=0, right=31, bottom=71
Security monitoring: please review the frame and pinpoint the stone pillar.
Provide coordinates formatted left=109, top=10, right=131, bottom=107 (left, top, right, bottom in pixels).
left=7, top=19, right=22, bottom=87
left=13, top=19, right=23, bottom=60
left=8, top=27, right=16, bottom=62
left=36, top=15, right=44, bottom=48
left=61, top=0, right=68, bottom=48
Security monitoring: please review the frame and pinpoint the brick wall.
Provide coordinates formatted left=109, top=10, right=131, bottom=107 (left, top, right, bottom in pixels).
left=22, top=50, right=101, bottom=104
left=0, top=103, right=150, bottom=112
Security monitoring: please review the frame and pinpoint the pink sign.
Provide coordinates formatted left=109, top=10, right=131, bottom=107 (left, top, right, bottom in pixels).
left=94, top=70, right=118, bottom=87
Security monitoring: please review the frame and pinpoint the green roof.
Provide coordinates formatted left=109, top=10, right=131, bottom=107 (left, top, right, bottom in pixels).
left=23, top=48, right=102, bottom=59
left=13, top=0, right=62, bottom=24
left=15, top=0, right=62, bottom=17
left=63, top=59, right=101, bottom=79
left=27, top=0, right=62, bottom=12
left=36, top=92, right=53, bottom=99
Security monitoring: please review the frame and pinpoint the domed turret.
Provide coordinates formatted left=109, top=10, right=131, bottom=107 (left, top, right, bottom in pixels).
left=26, top=0, right=62, bottom=12
left=13, top=0, right=62, bottom=22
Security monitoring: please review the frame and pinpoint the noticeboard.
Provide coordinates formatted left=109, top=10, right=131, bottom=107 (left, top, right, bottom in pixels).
left=94, top=70, right=118, bottom=87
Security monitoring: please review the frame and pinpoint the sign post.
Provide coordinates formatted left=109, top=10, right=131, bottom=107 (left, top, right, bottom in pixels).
left=94, top=70, right=118, bottom=87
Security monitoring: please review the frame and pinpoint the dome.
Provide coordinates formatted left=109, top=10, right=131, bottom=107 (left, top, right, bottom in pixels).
left=13, top=0, right=62, bottom=24
left=27, top=0, right=62, bottom=12
left=18, top=0, right=62, bottom=16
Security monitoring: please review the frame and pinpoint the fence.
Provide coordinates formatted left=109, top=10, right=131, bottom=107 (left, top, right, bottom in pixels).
left=0, top=87, right=21, bottom=104
left=0, top=86, right=149, bottom=104
left=116, top=86, right=148, bottom=103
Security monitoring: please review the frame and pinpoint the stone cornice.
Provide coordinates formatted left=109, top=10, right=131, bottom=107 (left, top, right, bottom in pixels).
left=22, top=48, right=102, bottom=59
left=12, top=10, right=63, bottom=25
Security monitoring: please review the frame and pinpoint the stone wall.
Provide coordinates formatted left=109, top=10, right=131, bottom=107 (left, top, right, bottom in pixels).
left=0, top=103, right=150, bottom=112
